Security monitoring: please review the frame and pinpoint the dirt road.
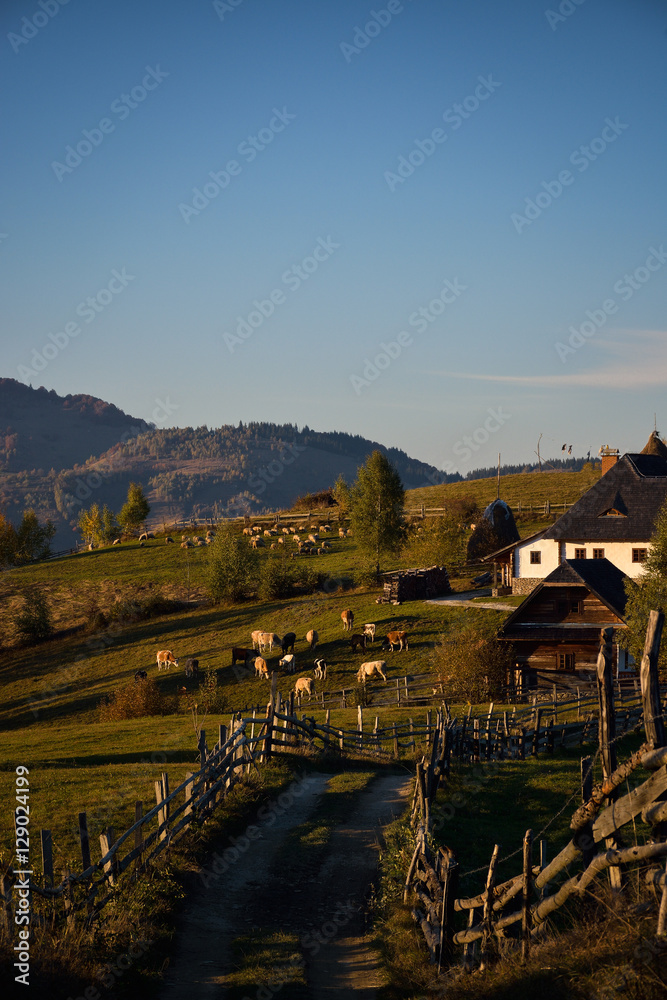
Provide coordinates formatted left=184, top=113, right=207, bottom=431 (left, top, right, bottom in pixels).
left=158, top=770, right=412, bottom=998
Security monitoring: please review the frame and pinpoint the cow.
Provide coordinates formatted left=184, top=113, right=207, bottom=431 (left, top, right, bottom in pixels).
left=184, top=657, right=199, bottom=679
left=313, top=658, right=327, bottom=681
left=363, top=623, right=376, bottom=642
left=157, top=650, right=178, bottom=671
left=350, top=633, right=367, bottom=653
left=385, top=630, right=409, bottom=651
left=134, top=669, right=148, bottom=682
left=279, top=653, right=296, bottom=673
left=341, top=608, right=354, bottom=631
left=281, top=632, right=296, bottom=654
left=231, top=646, right=255, bottom=666
left=259, top=632, right=282, bottom=652
left=306, top=629, right=318, bottom=649
left=251, top=629, right=265, bottom=650
left=357, top=661, right=387, bottom=684
left=294, top=676, right=314, bottom=701
left=254, top=656, right=269, bottom=679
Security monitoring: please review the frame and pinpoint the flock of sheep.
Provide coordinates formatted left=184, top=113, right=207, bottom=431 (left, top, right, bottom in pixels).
left=243, top=520, right=350, bottom=556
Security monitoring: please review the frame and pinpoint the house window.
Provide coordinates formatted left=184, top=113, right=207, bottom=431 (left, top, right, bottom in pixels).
left=530, top=551, right=541, bottom=565
left=558, top=652, right=575, bottom=670
left=574, top=548, right=586, bottom=559
left=570, top=600, right=582, bottom=614
left=632, top=548, right=648, bottom=563
left=592, top=548, right=605, bottom=559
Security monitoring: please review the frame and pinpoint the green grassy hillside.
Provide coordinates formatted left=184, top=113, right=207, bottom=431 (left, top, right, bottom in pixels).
left=406, top=463, right=600, bottom=511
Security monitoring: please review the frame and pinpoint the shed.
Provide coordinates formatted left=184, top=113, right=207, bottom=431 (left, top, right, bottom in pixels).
left=382, top=565, right=451, bottom=602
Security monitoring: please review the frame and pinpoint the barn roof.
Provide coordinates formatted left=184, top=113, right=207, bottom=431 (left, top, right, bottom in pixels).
left=500, top=558, right=628, bottom=638
left=542, top=453, right=667, bottom=542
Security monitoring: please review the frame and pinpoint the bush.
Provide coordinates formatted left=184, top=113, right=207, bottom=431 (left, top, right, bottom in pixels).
left=206, top=522, right=258, bottom=602
left=13, top=589, right=53, bottom=644
left=432, top=614, right=512, bottom=703
left=258, top=556, right=296, bottom=600
left=99, top=677, right=167, bottom=721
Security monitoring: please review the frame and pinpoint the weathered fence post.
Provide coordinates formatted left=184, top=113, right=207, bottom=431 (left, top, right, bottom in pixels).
left=641, top=610, right=665, bottom=749
left=437, top=850, right=458, bottom=974
left=480, top=844, right=500, bottom=971
left=134, top=801, right=144, bottom=872
left=597, top=626, right=622, bottom=889
left=100, top=827, right=116, bottom=886
left=521, top=829, right=532, bottom=962
left=393, top=723, right=399, bottom=759
left=40, top=829, right=53, bottom=888
left=198, top=729, right=207, bottom=769
left=531, top=708, right=543, bottom=756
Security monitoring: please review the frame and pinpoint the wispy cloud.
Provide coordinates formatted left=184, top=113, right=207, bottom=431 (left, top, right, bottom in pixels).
left=433, top=330, right=667, bottom=390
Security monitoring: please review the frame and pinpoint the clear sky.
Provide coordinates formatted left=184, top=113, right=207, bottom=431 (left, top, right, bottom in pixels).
left=2, top=0, right=665, bottom=475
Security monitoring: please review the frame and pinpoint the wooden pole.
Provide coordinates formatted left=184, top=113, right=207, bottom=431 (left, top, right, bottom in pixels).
left=521, top=830, right=532, bottom=962
left=134, top=801, right=144, bottom=871
left=393, top=723, right=399, bottom=759
left=641, top=610, right=665, bottom=749
left=480, top=844, right=501, bottom=971
left=437, top=851, right=458, bottom=974
left=597, top=627, right=617, bottom=779
left=78, top=812, right=91, bottom=871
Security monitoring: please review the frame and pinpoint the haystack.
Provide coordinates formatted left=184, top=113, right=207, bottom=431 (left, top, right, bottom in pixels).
left=640, top=431, right=667, bottom=459
left=466, top=498, right=519, bottom=562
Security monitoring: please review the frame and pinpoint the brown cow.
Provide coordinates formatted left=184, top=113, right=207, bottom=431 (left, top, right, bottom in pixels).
left=385, top=630, right=408, bottom=651
left=231, top=646, right=255, bottom=666
left=350, top=633, right=367, bottom=653
left=341, top=608, right=354, bottom=631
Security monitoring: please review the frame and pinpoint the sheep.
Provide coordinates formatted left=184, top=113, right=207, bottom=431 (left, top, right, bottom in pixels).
left=139, top=532, right=148, bottom=542
left=165, top=536, right=174, bottom=544
left=308, top=534, right=319, bottom=545
left=338, top=528, right=346, bottom=538
left=270, top=543, right=277, bottom=550
left=112, top=538, right=121, bottom=545
left=321, top=541, right=331, bottom=550
left=281, top=526, right=290, bottom=534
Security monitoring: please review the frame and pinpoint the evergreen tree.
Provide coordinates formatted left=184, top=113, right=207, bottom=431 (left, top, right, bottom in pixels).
left=118, top=482, right=150, bottom=533
left=101, top=505, right=119, bottom=544
left=349, top=451, right=406, bottom=579
left=15, top=510, right=55, bottom=563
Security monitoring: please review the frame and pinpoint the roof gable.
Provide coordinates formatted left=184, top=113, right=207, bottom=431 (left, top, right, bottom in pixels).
left=501, top=558, right=628, bottom=631
left=543, top=453, right=667, bottom=541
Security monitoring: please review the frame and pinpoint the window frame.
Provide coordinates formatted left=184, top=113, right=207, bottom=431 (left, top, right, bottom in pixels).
left=592, top=548, right=605, bottom=559
left=529, top=550, right=542, bottom=565
left=574, top=547, right=586, bottom=560
left=632, top=548, right=648, bottom=563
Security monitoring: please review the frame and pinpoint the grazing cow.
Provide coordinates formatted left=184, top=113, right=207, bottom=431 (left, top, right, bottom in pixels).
left=231, top=646, right=255, bottom=666
left=157, top=650, right=178, bottom=671
left=357, top=661, right=387, bottom=684
left=165, top=536, right=174, bottom=544
left=313, top=658, right=327, bottom=680
left=363, top=623, right=376, bottom=642
left=259, top=632, right=282, bottom=652
left=306, top=629, right=318, bottom=649
left=134, top=669, right=148, bottom=682
left=254, top=656, right=269, bottom=679
left=184, top=657, right=199, bottom=679
left=385, top=630, right=409, bottom=651
left=341, top=609, right=354, bottom=631
left=279, top=653, right=296, bottom=673
left=281, top=632, right=296, bottom=654
left=350, top=633, right=367, bottom=653
left=251, top=629, right=265, bottom=650
left=294, top=676, right=314, bottom=701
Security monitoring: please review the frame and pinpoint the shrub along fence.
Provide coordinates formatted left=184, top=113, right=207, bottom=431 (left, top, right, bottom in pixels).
left=404, top=612, right=667, bottom=973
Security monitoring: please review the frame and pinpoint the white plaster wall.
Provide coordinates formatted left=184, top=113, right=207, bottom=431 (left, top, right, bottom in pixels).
left=514, top=538, right=652, bottom=578
left=561, top=540, right=650, bottom=577
left=515, top=538, right=559, bottom=578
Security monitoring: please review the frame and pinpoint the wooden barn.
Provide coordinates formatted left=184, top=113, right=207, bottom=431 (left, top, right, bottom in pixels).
left=382, top=565, right=451, bottom=602
left=499, top=557, right=630, bottom=690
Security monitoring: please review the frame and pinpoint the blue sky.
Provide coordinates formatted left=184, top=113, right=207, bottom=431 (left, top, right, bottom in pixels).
left=2, top=0, right=666, bottom=475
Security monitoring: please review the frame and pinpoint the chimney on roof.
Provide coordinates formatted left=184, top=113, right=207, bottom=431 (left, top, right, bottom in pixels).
left=599, top=445, right=620, bottom=476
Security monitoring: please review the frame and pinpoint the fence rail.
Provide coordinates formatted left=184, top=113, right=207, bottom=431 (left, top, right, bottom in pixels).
left=404, top=614, right=667, bottom=973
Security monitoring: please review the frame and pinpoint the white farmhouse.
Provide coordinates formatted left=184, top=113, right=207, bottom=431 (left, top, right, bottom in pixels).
left=484, top=434, right=667, bottom=595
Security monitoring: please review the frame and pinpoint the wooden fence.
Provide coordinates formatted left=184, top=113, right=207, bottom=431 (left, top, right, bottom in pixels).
left=404, top=613, right=667, bottom=972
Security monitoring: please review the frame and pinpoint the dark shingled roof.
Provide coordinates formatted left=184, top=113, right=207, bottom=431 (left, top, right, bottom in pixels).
left=542, top=453, right=667, bottom=542
left=500, top=558, right=629, bottom=638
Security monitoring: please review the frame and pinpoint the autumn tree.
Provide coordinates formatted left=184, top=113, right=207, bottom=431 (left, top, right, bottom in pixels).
left=118, top=482, right=150, bottom=533
left=349, top=451, right=406, bottom=579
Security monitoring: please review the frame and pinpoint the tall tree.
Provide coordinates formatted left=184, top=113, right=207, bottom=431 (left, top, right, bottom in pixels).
left=118, top=482, right=150, bottom=533
left=349, top=450, right=406, bottom=579
left=15, top=510, right=55, bottom=563
left=624, top=497, right=667, bottom=676
left=78, top=502, right=103, bottom=546
left=205, top=521, right=258, bottom=602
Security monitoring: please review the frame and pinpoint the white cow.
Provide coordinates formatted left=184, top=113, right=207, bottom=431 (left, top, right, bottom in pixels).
left=259, top=632, right=281, bottom=651
left=294, top=676, right=314, bottom=701
left=279, top=653, right=296, bottom=674
left=363, top=623, right=376, bottom=641
left=357, top=661, right=387, bottom=683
